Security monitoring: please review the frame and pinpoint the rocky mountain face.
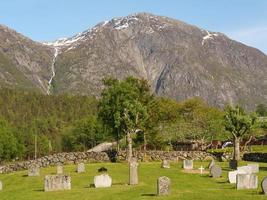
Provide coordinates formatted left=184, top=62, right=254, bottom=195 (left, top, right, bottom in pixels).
left=0, top=25, right=54, bottom=93
left=0, top=13, right=266, bottom=109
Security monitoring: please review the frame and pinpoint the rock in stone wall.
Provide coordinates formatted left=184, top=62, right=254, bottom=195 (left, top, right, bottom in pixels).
left=0, top=150, right=213, bottom=174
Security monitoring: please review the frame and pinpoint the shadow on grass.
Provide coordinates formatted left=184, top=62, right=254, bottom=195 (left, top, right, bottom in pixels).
left=216, top=180, right=229, bottom=184
left=141, top=194, right=157, bottom=196
left=222, top=167, right=232, bottom=172
left=34, top=189, right=44, bottom=192
left=85, top=182, right=126, bottom=188
left=259, top=167, right=267, bottom=171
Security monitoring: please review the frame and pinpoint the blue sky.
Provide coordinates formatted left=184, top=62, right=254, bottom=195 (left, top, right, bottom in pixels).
left=1, top=0, right=267, bottom=53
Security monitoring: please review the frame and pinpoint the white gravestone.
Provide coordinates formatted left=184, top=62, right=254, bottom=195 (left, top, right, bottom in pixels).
left=228, top=170, right=246, bottom=184
left=161, top=160, right=170, bottom=169
left=183, top=160, right=193, bottom=170
left=44, top=175, right=71, bottom=192
left=94, top=174, right=112, bottom=188
left=28, top=165, right=40, bottom=176
left=0, top=181, right=2, bottom=191
left=57, top=165, right=63, bottom=175
left=247, top=163, right=259, bottom=173
left=237, top=166, right=254, bottom=174
left=77, top=163, right=85, bottom=173
left=236, top=174, right=258, bottom=189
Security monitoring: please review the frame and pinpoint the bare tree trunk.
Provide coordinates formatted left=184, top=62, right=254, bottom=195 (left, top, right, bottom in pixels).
left=127, top=131, right=133, bottom=162
left=243, top=135, right=253, bottom=152
left=234, top=137, right=240, bottom=161
left=144, top=132, right=147, bottom=152
left=143, top=131, right=147, bottom=161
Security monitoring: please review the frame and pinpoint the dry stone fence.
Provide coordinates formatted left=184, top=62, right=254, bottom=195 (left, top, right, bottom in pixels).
left=0, top=150, right=213, bottom=174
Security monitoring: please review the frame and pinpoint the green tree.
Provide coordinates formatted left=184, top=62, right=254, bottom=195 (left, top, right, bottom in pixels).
left=0, top=119, right=19, bottom=161
left=98, top=77, right=151, bottom=161
left=62, top=115, right=105, bottom=152
left=224, top=105, right=256, bottom=161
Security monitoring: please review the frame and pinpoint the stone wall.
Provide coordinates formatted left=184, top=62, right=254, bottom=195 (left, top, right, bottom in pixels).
left=243, top=153, right=267, bottom=162
left=0, top=150, right=213, bottom=174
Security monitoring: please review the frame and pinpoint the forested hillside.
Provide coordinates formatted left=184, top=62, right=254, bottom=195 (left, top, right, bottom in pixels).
left=0, top=81, right=266, bottom=163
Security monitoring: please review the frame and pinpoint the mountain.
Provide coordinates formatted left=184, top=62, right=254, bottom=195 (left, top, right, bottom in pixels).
left=0, top=25, right=55, bottom=93
left=0, top=13, right=267, bottom=109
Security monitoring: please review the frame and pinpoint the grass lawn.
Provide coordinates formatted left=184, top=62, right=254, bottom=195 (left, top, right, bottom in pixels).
left=0, top=161, right=267, bottom=200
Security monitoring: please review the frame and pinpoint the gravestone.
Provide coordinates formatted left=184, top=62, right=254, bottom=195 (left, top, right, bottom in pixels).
left=208, top=159, right=215, bottom=170
left=236, top=174, right=258, bottom=189
left=229, top=160, right=238, bottom=170
left=247, top=163, right=259, bottom=173
left=77, top=163, right=85, bottom=173
left=210, top=165, right=222, bottom=178
left=228, top=170, right=246, bottom=184
left=129, top=158, right=139, bottom=185
left=183, top=160, right=193, bottom=170
left=161, top=159, right=170, bottom=169
left=94, top=174, right=112, bottom=188
left=57, top=165, right=63, bottom=174
left=28, top=165, right=40, bottom=176
left=0, top=181, right=2, bottom=191
left=237, top=166, right=253, bottom=174
left=157, top=176, right=171, bottom=196
left=44, top=175, right=71, bottom=192
left=261, top=177, right=267, bottom=195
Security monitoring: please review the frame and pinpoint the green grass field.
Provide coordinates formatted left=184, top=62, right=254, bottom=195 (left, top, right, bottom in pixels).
left=1, top=161, right=267, bottom=200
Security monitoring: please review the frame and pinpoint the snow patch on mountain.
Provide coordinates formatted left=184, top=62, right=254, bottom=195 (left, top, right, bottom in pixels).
left=202, top=30, right=219, bottom=45
left=113, top=15, right=139, bottom=30
left=42, top=21, right=109, bottom=50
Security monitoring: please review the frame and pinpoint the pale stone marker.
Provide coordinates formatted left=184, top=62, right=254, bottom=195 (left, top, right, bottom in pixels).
left=210, top=165, right=222, bottom=178
left=157, top=176, right=170, bottom=196
left=161, top=159, right=170, bottom=169
left=236, top=174, right=258, bottom=189
left=183, top=160, right=193, bottom=170
left=129, top=158, right=139, bottom=185
left=57, top=165, right=63, bottom=174
left=28, top=165, right=40, bottom=176
left=261, top=177, right=267, bottom=195
left=247, top=163, right=259, bottom=173
left=94, top=174, right=112, bottom=188
left=208, top=159, right=215, bottom=169
left=228, top=170, right=246, bottom=184
left=77, top=163, right=85, bottom=173
left=44, top=175, right=71, bottom=192
left=237, top=166, right=253, bottom=174
left=0, top=181, right=2, bottom=191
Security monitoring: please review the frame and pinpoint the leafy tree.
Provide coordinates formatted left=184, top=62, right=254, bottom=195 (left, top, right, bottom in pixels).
left=0, top=119, right=20, bottom=161
left=224, top=105, right=256, bottom=161
left=62, top=115, right=105, bottom=152
left=98, top=77, right=151, bottom=161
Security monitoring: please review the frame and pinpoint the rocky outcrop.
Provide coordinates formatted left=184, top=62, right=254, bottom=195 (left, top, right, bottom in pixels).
left=0, top=150, right=213, bottom=173
left=0, top=25, right=54, bottom=93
